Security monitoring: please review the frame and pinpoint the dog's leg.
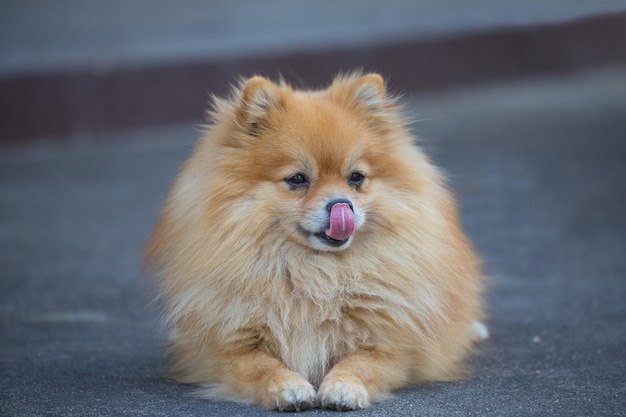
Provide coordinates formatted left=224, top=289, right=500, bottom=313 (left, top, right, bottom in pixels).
left=317, top=349, right=405, bottom=410
left=218, top=349, right=316, bottom=411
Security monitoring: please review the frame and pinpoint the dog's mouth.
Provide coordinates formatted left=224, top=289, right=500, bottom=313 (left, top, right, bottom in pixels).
left=296, top=227, right=351, bottom=248
left=299, top=202, right=356, bottom=248
left=315, top=231, right=351, bottom=247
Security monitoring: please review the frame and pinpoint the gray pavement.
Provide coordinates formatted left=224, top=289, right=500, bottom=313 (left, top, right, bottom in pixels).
left=1, top=69, right=626, bottom=416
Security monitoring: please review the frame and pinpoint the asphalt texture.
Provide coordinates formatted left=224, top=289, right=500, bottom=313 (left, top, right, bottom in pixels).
left=1, top=70, right=626, bottom=416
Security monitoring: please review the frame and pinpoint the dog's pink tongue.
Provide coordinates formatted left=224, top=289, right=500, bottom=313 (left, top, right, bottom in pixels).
left=325, top=203, right=355, bottom=241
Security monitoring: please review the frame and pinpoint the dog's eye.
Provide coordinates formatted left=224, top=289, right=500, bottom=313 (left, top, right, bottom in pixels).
left=285, top=173, right=309, bottom=188
left=348, top=172, right=365, bottom=186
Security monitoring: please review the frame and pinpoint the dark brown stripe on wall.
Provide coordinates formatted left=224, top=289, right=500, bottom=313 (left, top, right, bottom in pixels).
left=1, top=11, right=625, bottom=142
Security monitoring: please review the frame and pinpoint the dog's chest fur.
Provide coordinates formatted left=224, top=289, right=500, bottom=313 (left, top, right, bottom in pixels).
left=261, top=289, right=365, bottom=387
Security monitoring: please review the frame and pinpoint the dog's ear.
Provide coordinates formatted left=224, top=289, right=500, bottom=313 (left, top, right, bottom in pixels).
left=350, top=73, right=388, bottom=114
left=236, top=76, right=281, bottom=136
left=330, top=72, right=391, bottom=117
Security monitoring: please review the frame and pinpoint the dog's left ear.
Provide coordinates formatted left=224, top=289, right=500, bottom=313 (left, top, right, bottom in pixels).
left=350, top=73, right=387, bottom=114
left=330, top=73, right=391, bottom=118
left=236, top=76, right=281, bottom=136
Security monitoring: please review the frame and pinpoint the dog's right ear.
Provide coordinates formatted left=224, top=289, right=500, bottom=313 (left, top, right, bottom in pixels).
left=236, top=76, right=281, bottom=136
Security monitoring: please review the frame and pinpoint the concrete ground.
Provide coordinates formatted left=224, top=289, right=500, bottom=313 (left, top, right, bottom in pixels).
left=1, top=68, right=625, bottom=416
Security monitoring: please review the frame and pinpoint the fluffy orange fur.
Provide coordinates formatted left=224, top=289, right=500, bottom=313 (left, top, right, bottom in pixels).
left=145, top=73, right=486, bottom=411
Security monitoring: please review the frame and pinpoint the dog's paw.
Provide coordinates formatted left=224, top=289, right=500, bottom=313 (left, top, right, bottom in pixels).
left=469, top=320, right=490, bottom=342
left=317, top=378, right=370, bottom=411
left=268, top=377, right=317, bottom=412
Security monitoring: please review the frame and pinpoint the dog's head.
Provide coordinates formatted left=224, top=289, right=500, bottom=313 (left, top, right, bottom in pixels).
left=198, top=73, right=418, bottom=253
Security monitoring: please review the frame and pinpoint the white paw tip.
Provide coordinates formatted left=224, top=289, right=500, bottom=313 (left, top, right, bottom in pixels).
left=273, top=380, right=316, bottom=412
left=319, top=381, right=370, bottom=411
left=471, top=320, right=490, bottom=341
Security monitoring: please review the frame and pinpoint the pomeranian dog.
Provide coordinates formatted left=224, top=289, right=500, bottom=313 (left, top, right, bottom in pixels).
left=145, top=72, right=488, bottom=411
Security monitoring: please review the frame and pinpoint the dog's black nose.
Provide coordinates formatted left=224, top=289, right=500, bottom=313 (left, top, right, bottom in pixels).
left=326, top=199, right=353, bottom=213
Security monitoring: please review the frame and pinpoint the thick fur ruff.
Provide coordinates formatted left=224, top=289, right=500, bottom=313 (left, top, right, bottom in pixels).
left=145, top=72, right=486, bottom=411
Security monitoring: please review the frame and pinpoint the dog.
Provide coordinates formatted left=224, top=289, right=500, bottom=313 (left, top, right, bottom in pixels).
left=145, top=72, right=488, bottom=411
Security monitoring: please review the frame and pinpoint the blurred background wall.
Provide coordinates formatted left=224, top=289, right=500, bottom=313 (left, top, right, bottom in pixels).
left=1, top=0, right=625, bottom=143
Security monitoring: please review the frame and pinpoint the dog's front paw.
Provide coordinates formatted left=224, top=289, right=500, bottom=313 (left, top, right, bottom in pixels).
left=268, top=377, right=317, bottom=412
left=318, top=377, right=370, bottom=411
